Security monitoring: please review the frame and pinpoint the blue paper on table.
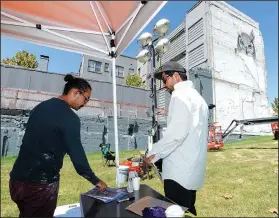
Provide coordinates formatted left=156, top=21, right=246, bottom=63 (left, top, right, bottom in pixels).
left=82, top=187, right=128, bottom=203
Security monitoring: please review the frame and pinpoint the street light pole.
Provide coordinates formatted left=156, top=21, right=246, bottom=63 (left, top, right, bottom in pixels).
left=149, top=43, right=160, bottom=144
left=136, top=19, right=170, bottom=171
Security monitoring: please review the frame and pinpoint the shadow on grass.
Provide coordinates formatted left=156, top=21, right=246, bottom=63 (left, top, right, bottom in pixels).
left=105, top=164, right=116, bottom=168
left=227, top=147, right=278, bottom=150
left=207, top=149, right=225, bottom=152
left=208, top=146, right=278, bottom=152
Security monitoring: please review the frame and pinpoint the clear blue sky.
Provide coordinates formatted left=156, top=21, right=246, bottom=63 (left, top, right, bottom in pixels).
left=1, top=1, right=278, bottom=105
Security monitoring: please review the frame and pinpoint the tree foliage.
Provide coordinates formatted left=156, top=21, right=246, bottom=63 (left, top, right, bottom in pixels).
left=271, top=97, right=278, bottom=115
left=1, top=50, right=38, bottom=69
left=126, top=74, right=146, bottom=88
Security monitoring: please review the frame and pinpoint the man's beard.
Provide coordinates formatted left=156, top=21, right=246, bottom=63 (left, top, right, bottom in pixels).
left=159, top=86, right=173, bottom=94
left=166, top=88, right=173, bottom=94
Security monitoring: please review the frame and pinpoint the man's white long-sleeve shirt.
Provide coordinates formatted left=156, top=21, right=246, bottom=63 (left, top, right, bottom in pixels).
left=147, top=80, right=209, bottom=190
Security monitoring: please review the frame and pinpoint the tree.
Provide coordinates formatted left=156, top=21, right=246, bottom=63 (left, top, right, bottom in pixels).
left=126, top=74, right=147, bottom=88
left=1, top=50, right=38, bottom=69
left=271, top=97, right=278, bottom=115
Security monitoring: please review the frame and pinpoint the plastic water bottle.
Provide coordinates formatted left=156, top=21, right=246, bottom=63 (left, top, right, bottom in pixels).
left=127, top=172, right=134, bottom=193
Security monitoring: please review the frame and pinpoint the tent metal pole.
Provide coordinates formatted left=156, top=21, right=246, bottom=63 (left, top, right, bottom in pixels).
left=109, top=33, right=120, bottom=187
left=112, top=55, right=120, bottom=187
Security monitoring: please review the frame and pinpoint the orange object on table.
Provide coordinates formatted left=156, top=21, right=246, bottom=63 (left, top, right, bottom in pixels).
left=129, top=166, right=140, bottom=173
left=120, top=160, right=132, bottom=167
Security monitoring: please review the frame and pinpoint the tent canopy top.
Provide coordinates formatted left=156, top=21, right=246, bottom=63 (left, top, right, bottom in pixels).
left=1, top=1, right=167, bottom=59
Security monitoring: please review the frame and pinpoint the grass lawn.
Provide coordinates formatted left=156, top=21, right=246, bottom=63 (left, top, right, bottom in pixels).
left=1, top=136, right=278, bottom=217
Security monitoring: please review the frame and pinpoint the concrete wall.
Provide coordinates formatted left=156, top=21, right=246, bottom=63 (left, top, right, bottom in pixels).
left=208, top=1, right=272, bottom=134
left=1, top=64, right=153, bottom=107
left=0, top=113, right=167, bottom=157
left=1, top=115, right=28, bottom=157
left=81, top=54, right=137, bottom=85
left=1, top=64, right=66, bottom=94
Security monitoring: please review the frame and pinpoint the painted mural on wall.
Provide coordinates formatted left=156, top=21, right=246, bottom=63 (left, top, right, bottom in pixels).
left=0, top=110, right=166, bottom=157
left=236, top=30, right=256, bottom=59
left=211, top=2, right=272, bottom=135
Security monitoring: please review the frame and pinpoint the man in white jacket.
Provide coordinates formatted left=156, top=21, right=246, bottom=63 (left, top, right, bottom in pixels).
left=145, top=61, right=209, bottom=216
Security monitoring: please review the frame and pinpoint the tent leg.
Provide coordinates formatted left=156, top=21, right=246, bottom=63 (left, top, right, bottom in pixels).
left=112, top=57, right=120, bottom=187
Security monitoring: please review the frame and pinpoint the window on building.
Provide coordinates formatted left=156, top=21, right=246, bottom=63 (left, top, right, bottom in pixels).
left=88, top=60, right=102, bottom=73
left=116, top=65, right=124, bottom=77
left=138, top=68, right=141, bottom=75
left=129, top=68, right=135, bottom=75
left=104, top=63, right=110, bottom=72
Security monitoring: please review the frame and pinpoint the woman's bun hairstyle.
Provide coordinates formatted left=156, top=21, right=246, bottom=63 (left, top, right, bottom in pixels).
left=62, top=74, right=91, bottom=95
left=64, top=74, right=74, bottom=82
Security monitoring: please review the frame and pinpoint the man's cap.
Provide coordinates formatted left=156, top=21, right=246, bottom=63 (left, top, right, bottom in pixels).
left=154, top=61, right=186, bottom=80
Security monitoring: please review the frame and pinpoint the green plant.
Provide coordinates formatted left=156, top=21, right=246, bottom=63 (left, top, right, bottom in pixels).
left=1, top=50, right=38, bottom=69
left=126, top=74, right=146, bottom=88
left=271, top=97, right=278, bottom=115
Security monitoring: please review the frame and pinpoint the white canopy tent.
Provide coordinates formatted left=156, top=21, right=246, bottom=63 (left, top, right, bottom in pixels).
left=1, top=1, right=167, bottom=186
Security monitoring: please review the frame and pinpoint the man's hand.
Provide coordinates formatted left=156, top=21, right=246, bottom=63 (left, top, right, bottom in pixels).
left=95, top=180, right=108, bottom=192
left=144, top=154, right=156, bottom=165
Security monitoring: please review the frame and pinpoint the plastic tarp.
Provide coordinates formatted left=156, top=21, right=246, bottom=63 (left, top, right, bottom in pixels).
left=1, top=1, right=167, bottom=186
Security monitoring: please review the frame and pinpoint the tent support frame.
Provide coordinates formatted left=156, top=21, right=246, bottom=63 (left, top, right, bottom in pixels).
left=1, top=11, right=108, bottom=54
left=89, top=1, right=111, bottom=53
left=108, top=33, right=120, bottom=187
left=94, top=1, right=113, bottom=35
left=115, top=3, right=144, bottom=52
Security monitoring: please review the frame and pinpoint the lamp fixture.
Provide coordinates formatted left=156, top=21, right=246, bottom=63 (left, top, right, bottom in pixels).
left=155, top=38, right=170, bottom=54
left=153, top=18, right=170, bottom=36
left=137, top=32, right=153, bottom=47
left=136, top=49, right=151, bottom=63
